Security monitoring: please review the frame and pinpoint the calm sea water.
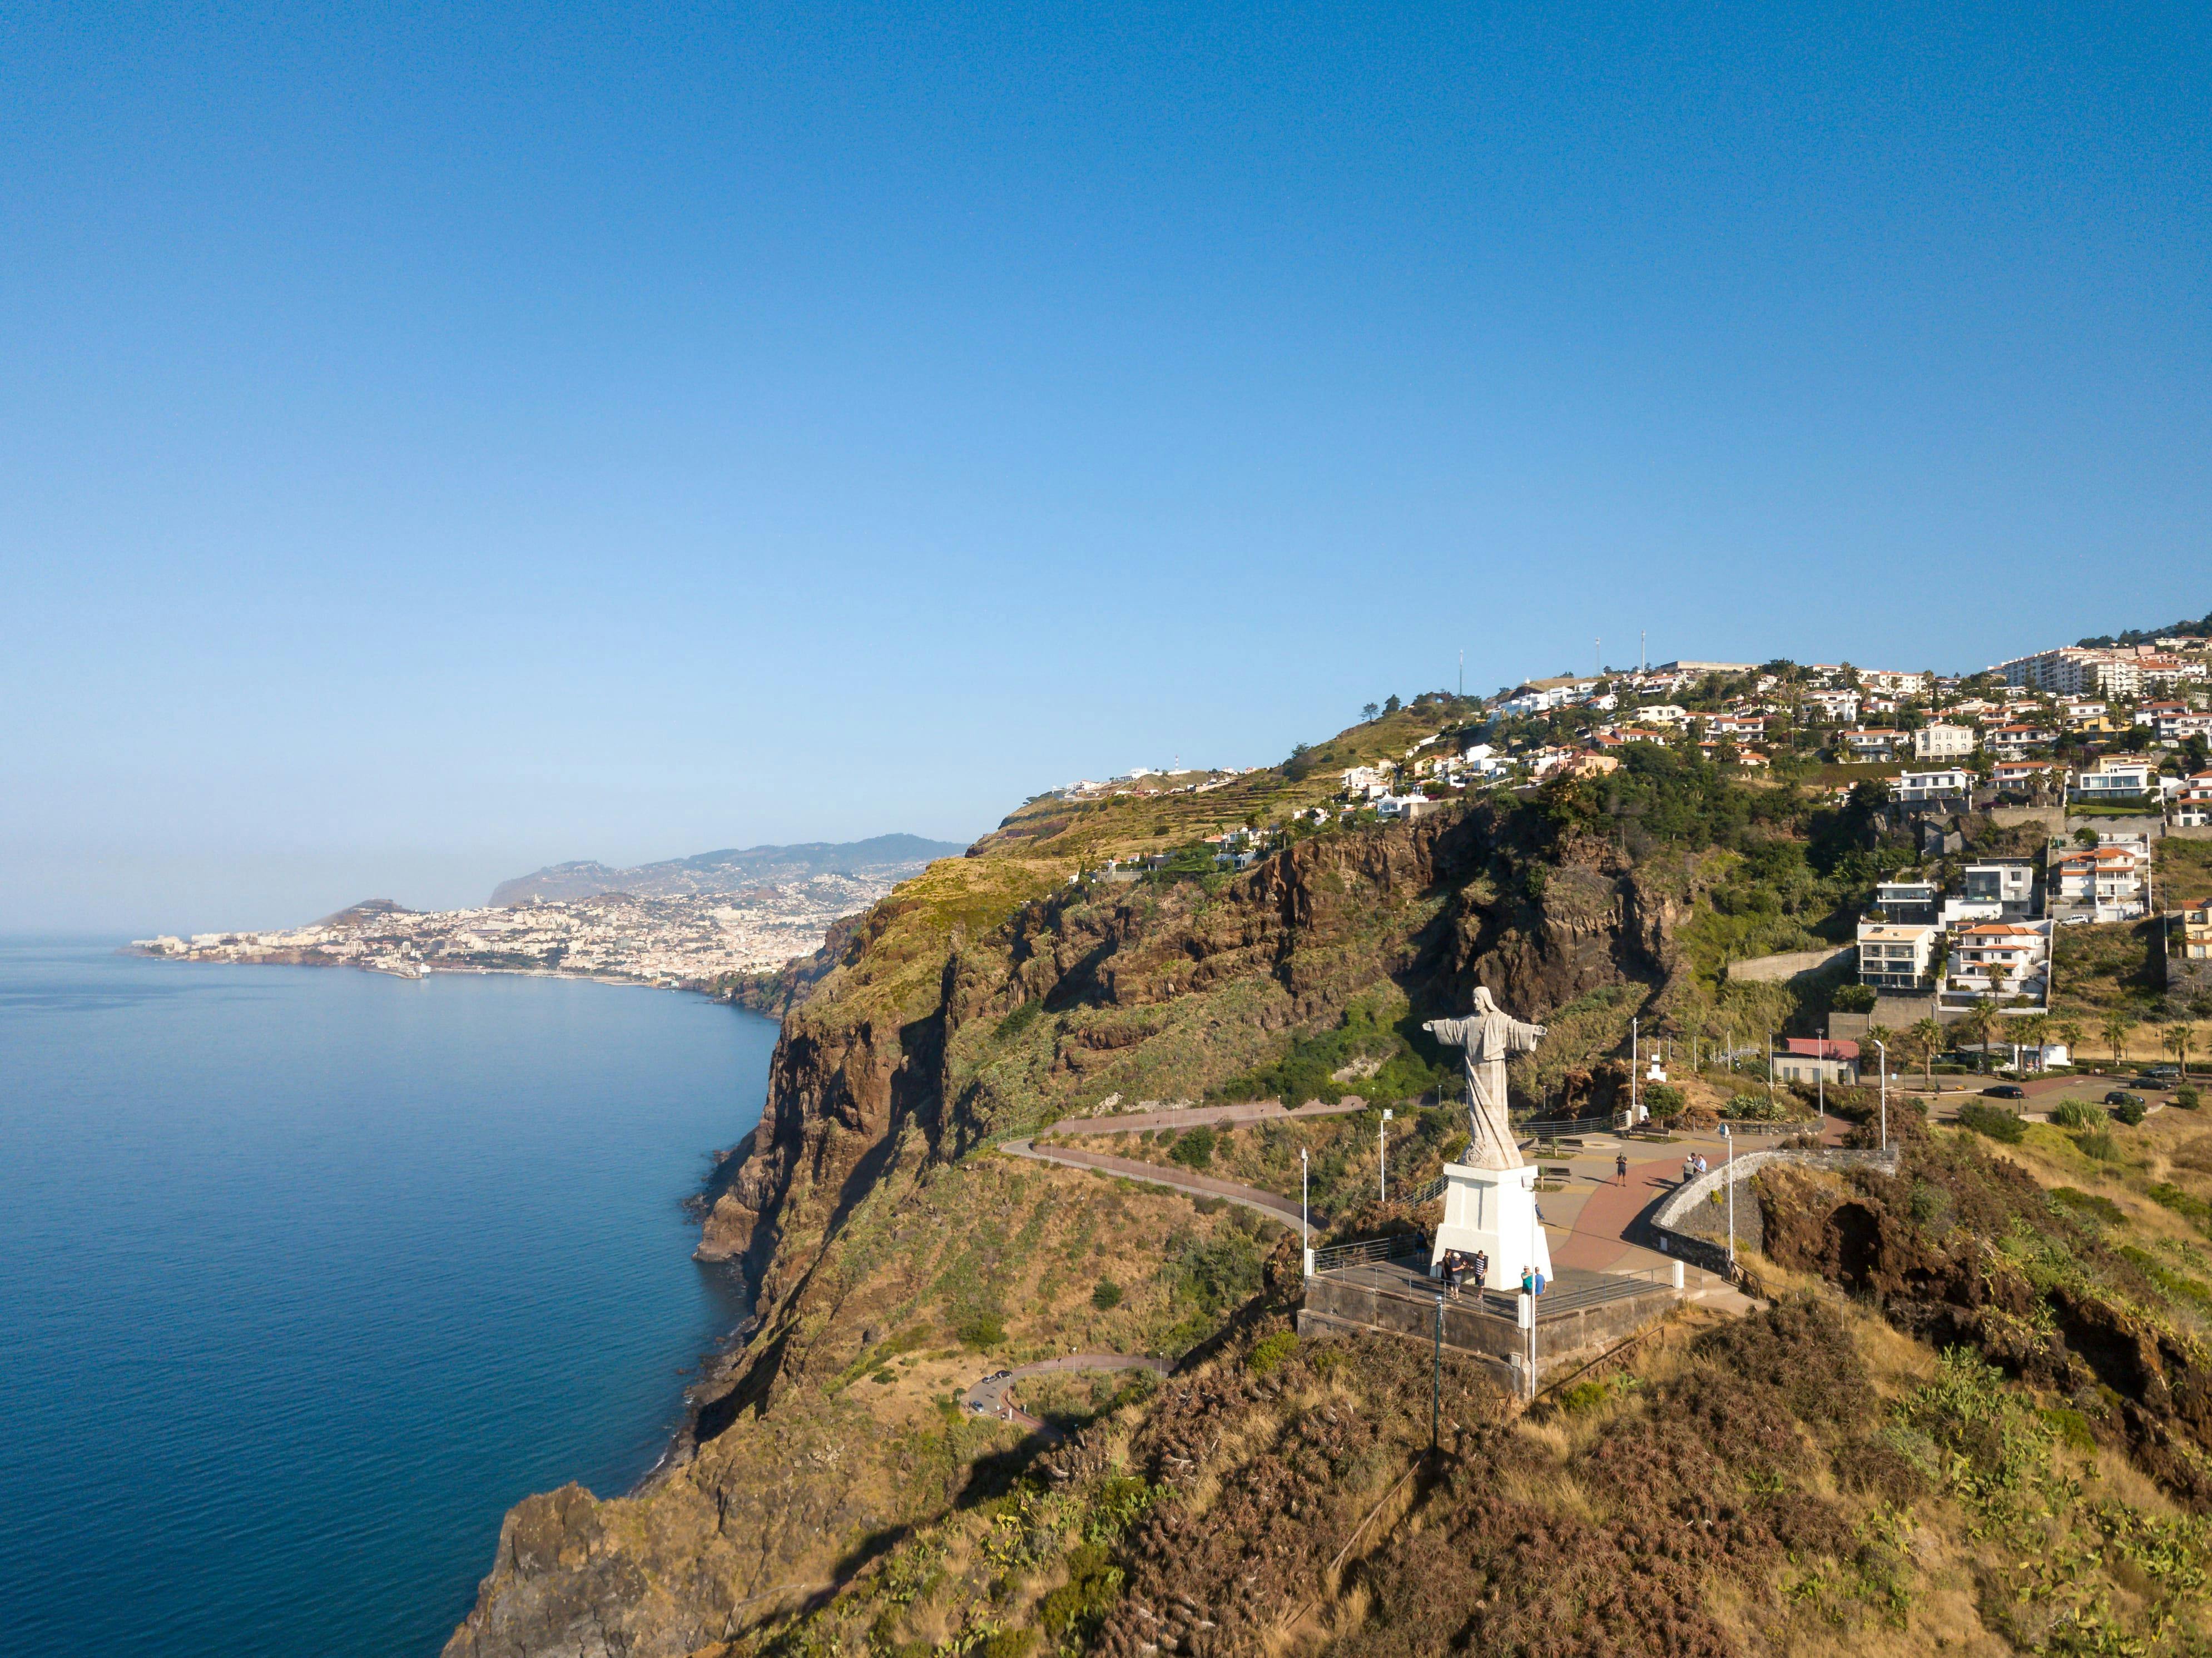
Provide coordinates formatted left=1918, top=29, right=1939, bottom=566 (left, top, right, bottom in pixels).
left=0, top=939, right=775, bottom=1656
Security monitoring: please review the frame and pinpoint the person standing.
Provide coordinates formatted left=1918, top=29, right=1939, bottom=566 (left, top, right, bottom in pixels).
left=1616, top=1151, right=1630, bottom=1186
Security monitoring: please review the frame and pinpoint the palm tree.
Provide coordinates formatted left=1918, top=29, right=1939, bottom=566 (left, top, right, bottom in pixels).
left=2055, top=1019, right=2085, bottom=1068
left=2166, top=1024, right=2197, bottom=1081
left=2102, top=1012, right=2137, bottom=1068
left=1909, top=1017, right=1943, bottom=1091
left=1865, top=1022, right=1896, bottom=1074
left=1961, top=997, right=2001, bottom=1074
left=2015, top=1012, right=2051, bottom=1074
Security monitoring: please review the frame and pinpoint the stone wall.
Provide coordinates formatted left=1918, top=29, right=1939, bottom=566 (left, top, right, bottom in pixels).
left=1649, top=1146, right=1899, bottom=1275
left=1725, top=943, right=1855, bottom=984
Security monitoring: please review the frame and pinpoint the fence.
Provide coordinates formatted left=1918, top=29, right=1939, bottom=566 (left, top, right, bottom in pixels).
left=1311, top=1234, right=1427, bottom=1273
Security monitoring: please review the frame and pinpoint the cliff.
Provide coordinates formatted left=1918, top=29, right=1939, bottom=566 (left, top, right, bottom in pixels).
left=444, top=711, right=1715, bottom=1655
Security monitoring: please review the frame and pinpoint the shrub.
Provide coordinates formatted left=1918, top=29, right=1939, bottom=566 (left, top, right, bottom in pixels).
left=956, top=1314, right=1007, bottom=1351
left=2112, top=1095, right=2147, bottom=1126
left=1167, top=1125, right=1217, bottom=1170
left=2074, top=1128, right=2124, bottom=1163
left=2049, top=1187, right=2125, bottom=1224
left=1247, top=1331, right=1298, bottom=1377
left=2149, top=1183, right=2212, bottom=1227
left=1956, top=1103, right=2026, bottom=1144
left=1726, top=1091, right=1788, bottom=1121
left=1643, top=1083, right=1687, bottom=1122
left=2049, top=1099, right=2103, bottom=1130
left=1090, top=1279, right=1123, bottom=1311
left=2178, top=1086, right=2202, bottom=1110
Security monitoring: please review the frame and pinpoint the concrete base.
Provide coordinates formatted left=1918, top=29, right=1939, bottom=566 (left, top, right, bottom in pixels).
left=1430, top=1161, right=1554, bottom=1290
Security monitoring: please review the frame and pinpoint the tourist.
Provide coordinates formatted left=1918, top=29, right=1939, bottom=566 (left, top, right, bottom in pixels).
left=1473, top=1250, right=1489, bottom=1292
left=1696, top=1153, right=1709, bottom=1177
left=1615, top=1151, right=1629, bottom=1186
left=1520, top=1263, right=1534, bottom=1295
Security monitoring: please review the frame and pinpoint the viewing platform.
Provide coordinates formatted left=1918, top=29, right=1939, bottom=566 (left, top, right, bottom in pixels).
left=1298, top=1250, right=1682, bottom=1396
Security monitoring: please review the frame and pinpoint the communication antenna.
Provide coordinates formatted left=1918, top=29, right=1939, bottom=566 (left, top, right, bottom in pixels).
left=1640, top=631, right=1647, bottom=673
left=1594, top=639, right=1600, bottom=678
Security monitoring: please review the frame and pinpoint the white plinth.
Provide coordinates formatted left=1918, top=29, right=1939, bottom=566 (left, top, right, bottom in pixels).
left=1430, top=1161, right=1554, bottom=1292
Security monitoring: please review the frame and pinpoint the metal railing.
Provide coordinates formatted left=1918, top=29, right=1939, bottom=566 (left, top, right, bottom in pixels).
left=1311, top=1234, right=1427, bottom=1273
left=1512, top=1114, right=1614, bottom=1139
left=1398, top=1174, right=1447, bottom=1206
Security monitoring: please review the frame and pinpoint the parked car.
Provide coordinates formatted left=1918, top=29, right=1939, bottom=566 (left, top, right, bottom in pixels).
left=1982, top=1084, right=2027, bottom=1100
left=2106, top=1091, right=2145, bottom=1108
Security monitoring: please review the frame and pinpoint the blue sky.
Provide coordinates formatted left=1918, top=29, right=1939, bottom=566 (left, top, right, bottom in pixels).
left=4, top=3, right=2208, bottom=930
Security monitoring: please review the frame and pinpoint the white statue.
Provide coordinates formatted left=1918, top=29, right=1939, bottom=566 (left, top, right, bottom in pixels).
left=1424, top=987, right=1548, bottom=1171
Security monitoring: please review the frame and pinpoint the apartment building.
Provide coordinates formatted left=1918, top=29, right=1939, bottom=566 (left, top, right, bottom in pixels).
left=1996, top=648, right=2144, bottom=699
left=2069, top=754, right=2158, bottom=803
left=1986, top=722, right=2059, bottom=757
left=1943, top=921, right=2052, bottom=1007
left=2052, top=836, right=2152, bottom=920
left=1856, top=922, right=1939, bottom=990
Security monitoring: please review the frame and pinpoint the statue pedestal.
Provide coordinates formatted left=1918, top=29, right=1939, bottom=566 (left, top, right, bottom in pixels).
left=1429, top=1162, right=1554, bottom=1292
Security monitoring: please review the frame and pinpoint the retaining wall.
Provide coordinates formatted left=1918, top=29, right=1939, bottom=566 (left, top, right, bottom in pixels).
left=1298, top=1274, right=1675, bottom=1391
left=1726, top=944, right=1856, bottom=984
left=1649, top=1146, right=1899, bottom=1275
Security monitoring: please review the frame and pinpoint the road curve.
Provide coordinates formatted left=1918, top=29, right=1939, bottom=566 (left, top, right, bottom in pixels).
left=964, top=1353, right=1176, bottom=1425
left=999, top=1138, right=1311, bottom=1228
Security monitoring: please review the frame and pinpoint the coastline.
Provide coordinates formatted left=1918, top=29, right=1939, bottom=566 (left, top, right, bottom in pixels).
left=121, top=946, right=741, bottom=998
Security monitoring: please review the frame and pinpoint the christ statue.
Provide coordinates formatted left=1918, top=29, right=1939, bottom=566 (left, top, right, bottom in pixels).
left=1424, top=987, right=1548, bottom=1171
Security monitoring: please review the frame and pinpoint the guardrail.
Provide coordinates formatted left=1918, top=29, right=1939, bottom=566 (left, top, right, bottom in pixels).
left=1311, top=1234, right=1427, bottom=1273
left=1397, top=1174, right=1446, bottom=1206
left=1512, top=1115, right=1615, bottom=1138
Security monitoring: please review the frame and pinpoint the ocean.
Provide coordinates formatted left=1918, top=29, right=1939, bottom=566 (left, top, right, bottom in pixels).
left=0, top=939, right=775, bottom=1656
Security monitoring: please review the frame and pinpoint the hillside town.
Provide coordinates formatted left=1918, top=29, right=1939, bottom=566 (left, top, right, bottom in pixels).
left=131, top=873, right=900, bottom=987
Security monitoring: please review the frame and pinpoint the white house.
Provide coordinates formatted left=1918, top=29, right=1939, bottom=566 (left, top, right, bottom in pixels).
left=1842, top=728, right=1902, bottom=761
left=1942, top=921, right=2051, bottom=1008
left=1803, top=689, right=1861, bottom=722
left=1894, top=767, right=1972, bottom=803
left=2069, top=755, right=2156, bottom=803
left=1857, top=922, right=1938, bottom=991
left=1913, top=723, right=1977, bottom=760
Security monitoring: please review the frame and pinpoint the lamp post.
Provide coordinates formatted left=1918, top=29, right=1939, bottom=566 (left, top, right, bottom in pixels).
left=1300, top=1145, right=1310, bottom=1257
left=1873, top=1038, right=1888, bottom=1151
left=1380, top=1109, right=1393, bottom=1202
left=1721, top=1123, right=1735, bottom=1267
left=1431, top=1292, right=1444, bottom=1456
left=1630, top=1016, right=1640, bottom=1125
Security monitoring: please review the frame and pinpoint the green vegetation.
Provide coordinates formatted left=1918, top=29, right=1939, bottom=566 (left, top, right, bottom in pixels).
left=1210, top=995, right=1450, bottom=1108
left=1165, top=1125, right=1216, bottom=1169
left=1956, top=1103, right=2026, bottom=1143
left=1089, top=1279, right=1122, bottom=1311
left=1246, top=1331, right=1297, bottom=1377
left=2047, top=1186, right=2125, bottom=1224
left=2052, top=920, right=2164, bottom=1023
left=2048, top=1098, right=2103, bottom=1130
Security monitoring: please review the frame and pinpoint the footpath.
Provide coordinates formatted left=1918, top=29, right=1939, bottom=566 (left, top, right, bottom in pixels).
left=963, top=1354, right=1175, bottom=1430
left=999, top=1139, right=1309, bottom=1227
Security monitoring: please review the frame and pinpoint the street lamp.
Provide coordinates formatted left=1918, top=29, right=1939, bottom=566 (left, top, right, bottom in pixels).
left=1872, top=1038, right=1888, bottom=1151
left=1379, top=1108, right=1394, bottom=1202
left=1300, top=1145, right=1312, bottom=1278
left=1721, top=1123, right=1735, bottom=1267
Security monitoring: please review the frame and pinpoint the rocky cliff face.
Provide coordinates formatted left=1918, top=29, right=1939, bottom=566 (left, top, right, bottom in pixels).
left=444, top=804, right=1696, bottom=1656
